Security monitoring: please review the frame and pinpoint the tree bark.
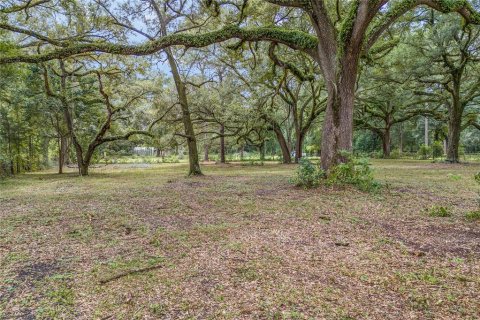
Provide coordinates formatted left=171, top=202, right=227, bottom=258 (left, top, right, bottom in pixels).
left=446, top=111, right=462, bottom=163
left=294, top=131, right=305, bottom=163
left=259, top=140, right=266, bottom=162
left=272, top=124, right=291, bottom=164
left=219, top=124, right=226, bottom=163
left=320, top=67, right=357, bottom=171
left=79, top=163, right=89, bottom=176
left=381, top=128, right=391, bottom=158
left=58, top=135, right=68, bottom=174
left=204, top=142, right=209, bottom=161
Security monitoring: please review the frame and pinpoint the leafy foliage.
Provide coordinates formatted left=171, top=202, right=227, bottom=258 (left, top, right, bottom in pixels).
left=427, top=205, right=452, bottom=217
left=417, top=145, right=432, bottom=160
left=326, top=152, right=381, bottom=192
left=290, top=158, right=324, bottom=189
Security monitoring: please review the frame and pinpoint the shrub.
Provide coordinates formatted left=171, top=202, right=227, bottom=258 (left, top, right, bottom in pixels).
left=427, top=205, right=452, bottom=217
left=432, top=141, right=444, bottom=159
left=290, top=158, right=324, bottom=189
left=474, top=172, right=480, bottom=185
left=326, top=151, right=381, bottom=192
left=417, top=145, right=431, bottom=160
left=389, top=149, right=401, bottom=159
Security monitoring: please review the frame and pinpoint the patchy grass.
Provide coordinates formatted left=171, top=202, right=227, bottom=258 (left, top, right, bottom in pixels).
left=0, top=160, right=479, bottom=319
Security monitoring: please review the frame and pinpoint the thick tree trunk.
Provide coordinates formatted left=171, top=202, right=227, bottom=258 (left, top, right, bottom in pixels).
left=259, top=141, right=266, bottom=162
left=381, top=129, right=391, bottom=158
left=272, top=125, right=291, bottom=164
left=156, top=148, right=161, bottom=157
left=219, top=124, right=226, bottom=163
left=79, top=163, right=89, bottom=176
left=320, top=70, right=356, bottom=171
left=446, top=113, right=462, bottom=163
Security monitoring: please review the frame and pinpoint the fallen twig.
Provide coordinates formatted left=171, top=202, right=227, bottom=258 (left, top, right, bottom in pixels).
left=99, top=264, right=163, bottom=285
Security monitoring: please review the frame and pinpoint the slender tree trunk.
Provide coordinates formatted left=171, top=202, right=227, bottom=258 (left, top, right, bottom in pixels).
left=240, top=145, right=244, bottom=161
left=167, top=57, right=201, bottom=175
left=399, top=123, right=403, bottom=154
left=58, top=138, right=63, bottom=174
left=272, top=125, right=291, bottom=164
left=43, top=136, right=50, bottom=168
left=59, top=135, right=68, bottom=174
left=294, top=131, right=305, bottom=163
left=156, top=7, right=202, bottom=176
left=204, top=136, right=209, bottom=162
left=424, top=117, right=429, bottom=147
left=219, top=124, right=226, bottom=163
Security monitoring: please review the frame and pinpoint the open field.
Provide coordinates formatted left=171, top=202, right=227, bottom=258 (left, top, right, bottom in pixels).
left=0, top=160, right=479, bottom=319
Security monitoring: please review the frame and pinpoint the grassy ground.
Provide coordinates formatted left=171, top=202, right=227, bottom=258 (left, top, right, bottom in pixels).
left=0, top=160, right=479, bottom=320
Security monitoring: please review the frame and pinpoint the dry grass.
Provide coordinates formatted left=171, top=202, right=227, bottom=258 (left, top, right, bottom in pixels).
left=0, top=160, right=479, bottom=319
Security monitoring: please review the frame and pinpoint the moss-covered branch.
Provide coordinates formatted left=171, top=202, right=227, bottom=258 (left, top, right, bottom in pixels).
left=367, top=0, right=480, bottom=51
left=0, top=0, right=50, bottom=13
left=0, top=25, right=318, bottom=64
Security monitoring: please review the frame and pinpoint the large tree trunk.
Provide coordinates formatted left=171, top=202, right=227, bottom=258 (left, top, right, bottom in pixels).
left=381, top=129, right=391, bottom=158
left=446, top=111, right=462, bottom=163
left=79, top=163, right=89, bottom=176
left=272, top=124, right=291, bottom=164
left=320, top=68, right=356, bottom=171
left=259, top=140, right=266, bottom=162
left=219, top=124, right=226, bottom=163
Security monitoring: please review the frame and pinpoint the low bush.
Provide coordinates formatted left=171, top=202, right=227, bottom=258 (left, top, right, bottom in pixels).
left=417, top=145, right=431, bottom=160
left=465, top=211, right=480, bottom=221
left=432, top=141, right=444, bottom=159
left=290, top=152, right=381, bottom=192
left=290, top=158, right=324, bottom=189
left=427, top=205, right=452, bottom=217
left=389, top=149, right=401, bottom=159
left=326, top=152, right=381, bottom=192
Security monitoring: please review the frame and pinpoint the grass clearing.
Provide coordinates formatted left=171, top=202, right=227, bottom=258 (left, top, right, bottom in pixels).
left=0, top=160, right=479, bottom=319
